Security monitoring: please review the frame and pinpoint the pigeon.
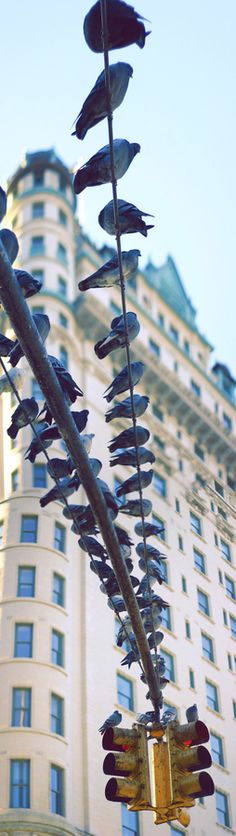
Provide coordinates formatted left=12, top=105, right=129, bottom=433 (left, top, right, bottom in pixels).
left=84, top=0, right=150, bottom=52
left=0, top=228, right=19, bottom=264
left=121, top=632, right=164, bottom=668
left=120, top=498, right=152, bottom=517
left=110, top=446, right=155, bottom=468
left=38, top=409, right=89, bottom=441
left=138, top=558, right=166, bottom=578
left=74, top=139, right=140, bottom=195
left=63, top=503, right=97, bottom=533
left=14, top=268, right=43, bottom=299
left=145, top=677, right=169, bottom=700
left=7, top=397, right=39, bottom=438
left=78, top=535, right=107, bottom=560
left=72, top=62, right=133, bottom=140
left=78, top=249, right=140, bottom=291
left=25, top=422, right=53, bottom=462
left=136, top=711, right=156, bottom=725
left=0, top=333, right=16, bottom=356
left=134, top=520, right=165, bottom=539
left=40, top=473, right=81, bottom=507
left=142, top=608, right=164, bottom=634
left=107, top=595, right=126, bottom=612
left=99, top=198, right=154, bottom=238
left=46, top=456, right=75, bottom=480
left=136, top=543, right=166, bottom=562
left=103, top=361, right=144, bottom=403
left=0, top=186, right=7, bottom=222
left=90, top=560, right=113, bottom=577
left=0, top=368, right=22, bottom=394
left=47, top=355, right=83, bottom=401
left=108, top=425, right=150, bottom=453
left=161, top=708, right=178, bottom=726
left=105, top=394, right=149, bottom=423
left=94, top=311, right=140, bottom=359
left=99, top=709, right=122, bottom=734
left=116, top=468, right=153, bottom=497
left=140, top=656, right=166, bottom=683
left=116, top=616, right=135, bottom=647
left=186, top=704, right=199, bottom=723
left=9, top=314, right=50, bottom=367
left=137, top=571, right=163, bottom=594
left=96, top=477, right=120, bottom=517
left=101, top=573, right=139, bottom=597
left=139, top=595, right=169, bottom=613
left=114, top=525, right=133, bottom=548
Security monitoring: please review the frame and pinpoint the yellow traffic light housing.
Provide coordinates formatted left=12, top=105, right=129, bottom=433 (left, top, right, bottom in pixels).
left=102, top=723, right=152, bottom=810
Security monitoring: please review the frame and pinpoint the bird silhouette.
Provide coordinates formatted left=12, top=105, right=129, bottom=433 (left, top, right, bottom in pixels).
left=99, top=198, right=154, bottom=237
left=74, top=139, right=140, bottom=194
left=79, top=249, right=140, bottom=291
left=84, top=0, right=150, bottom=52
left=72, top=62, right=133, bottom=139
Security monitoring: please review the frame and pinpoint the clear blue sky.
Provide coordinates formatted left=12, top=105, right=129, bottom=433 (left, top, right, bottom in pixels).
left=1, top=1, right=236, bottom=374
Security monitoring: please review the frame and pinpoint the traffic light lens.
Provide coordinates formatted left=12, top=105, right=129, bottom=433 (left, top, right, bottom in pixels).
left=189, top=771, right=215, bottom=799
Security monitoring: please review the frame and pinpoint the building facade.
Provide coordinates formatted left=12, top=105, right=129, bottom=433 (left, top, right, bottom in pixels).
left=0, top=149, right=235, bottom=836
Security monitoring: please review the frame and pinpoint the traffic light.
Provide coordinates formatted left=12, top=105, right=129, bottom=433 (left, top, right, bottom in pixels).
left=102, top=723, right=152, bottom=811
left=167, top=719, right=215, bottom=808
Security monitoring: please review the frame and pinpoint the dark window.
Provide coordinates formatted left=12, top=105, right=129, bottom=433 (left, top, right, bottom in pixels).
left=223, top=413, right=232, bottom=432
left=0, top=520, right=3, bottom=545
left=115, top=617, right=131, bottom=653
left=152, top=515, right=166, bottom=541
left=189, top=669, right=195, bottom=689
left=152, top=404, right=164, bottom=422
left=117, top=674, right=134, bottom=711
left=185, top=621, right=191, bottom=639
left=215, top=790, right=230, bottom=827
left=59, top=208, right=67, bottom=226
left=194, top=443, right=205, bottom=461
left=149, top=339, right=160, bottom=356
left=190, top=511, right=201, bottom=536
left=215, top=480, right=224, bottom=497
left=59, top=345, right=68, bottom=369
left=58, top=276, right=67, bottom=297
left=194, top=548, right=206, bottom=574
left=197, top=589, right=210, bottom=616
left=162, top=650, right=175, bottom=682
left=51, top=630, right=64, bottom=667
left=54, top=522, right=66, bottom=553
left=14, top=624, right=33, bottom=658
left=32, top=305, right=44, bottom=315
left=210, top=500, right=215, bottom=512
left=30, top=235, right=45, bottom=256
left=206, top=680, right=219, bottom=712
left=161, top=561, right=169, bottom=584
left=51, top=694, right=64, bottom=736
left=230, top=614, right=236, bottom=639
left=31, top=378, right=43, bottom=399
left=175, top=499, right=180, bottom=513
left=178, top=459, right=183, bottom=471
left=169, top=325, right=179, bottom=343
left=161, top=607, right=172, bottom=631
left=53, top=573, right=65, bottom=607
left=154, top=435, right=165, bottom=451
left=214, top=532, right=218, bottom=547
left=228, top=653, right=232, bottom=670
left=12, top=688, right=31, bottom=727
left=59, top=175, right=66, bottom=192
left=122, top=803, right=139, bottom=836
left=225, top=575, right=235, bottom=600
left=218, top=506, right=227, bottom=520
left=223, top=609, right=228, bottom=626
left=21, top=516, right=38, bottom=543
left=32, top=202, right=44, bottom=218
left=218, top=569, right=223, bottom=584
left=233, top=700, right=236, bottom=719
left=10, top=760, right=30, bottom=808
left=220, top=539, right=231, bottom=562
left=11, top=470, right=18, bottom=492
left=191, top=380, right=201, bottom=398
left=50, top=764, right=65, bottom=815
left=32, top=268, right=44, bottom=284
left=181, top=576, right=187, bottom=593
left=59, top=313, right=68, bottom=328
left=201, top=633, right=214, bottom=662
left=17, top=567, right=35, bottom=597
left=158, top=313, right=164, bottom=328
left=34, top=171, right=44, bottom=187
left=33, top=463, right=47, bottom=488
left=184, top=340, right=190, bottom=355
left=153, top=472, right=166, bottom=498
left=178, top=535, right=184, bottom=551
left=57, top=242, right=67, bottom=264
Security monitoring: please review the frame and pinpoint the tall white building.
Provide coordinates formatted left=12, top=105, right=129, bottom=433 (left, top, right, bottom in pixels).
left=0, top=149, right=235, bottom=836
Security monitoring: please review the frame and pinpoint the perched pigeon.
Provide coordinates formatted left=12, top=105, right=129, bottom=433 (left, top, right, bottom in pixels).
left=107, top=594, right=126, bottom=612
left=186, top=704, right=199, bottom=723
left=134, top=520, right=165, bottom=539
left=140, top=655, right=166, bottom=683
left=40, top=473, right=81, bottom=507
left=109, top=425, right=149, bottom=453
left=116, top=616, right=135, bottom=647
left=9, top=314, right=50, bottom=367
left=0, top=187, right=7, bottom=222
left=74, top=139, right=140, bottom=194
left=138, top=557, right=166, bottom=578
left=121, top=632, right=164, bottom=668
left=84, top=0, right=150, bottom=52
left=79, top=249, right=140, bottom=291
left=104, top=361, right=144, bottom=403
left=142, top=607, right=164, bottom=634
left=0, top=228, right=19, bottom=264
left=114, top=525, right=133, bottom=548
left=38, top=409, right=89, bottom=441
left=116, top=468, right=153, bottom=497
left=105, top=394, right=149, bottom=423
left=90, top=560, right=113, bottom=577
left=99, top=198, right=154, bottom=237
left=100, top=573, right=138, bottom=597
left=137, top=571, right=163, bottom=594
left=99, top=709, right=122, bottom=734
left=161, top=708, right=178, bottom=726
left=46, top=456, right=75, bottom=480
left=0, top=333, right=16, bottom=356
left=110, top=446, right=155, bottom=468
left=136, top=711, right=156, bottom=725
left=94, top=311, right=140, bottom=358
left=120, top=498, right=152, bottom=517
left=47, top=355, right=83, bottom=401
left=14, top=268, right=43, bottom=299
left=63, top=503, right=97, bottom=533
left=7, top=397, right=39, bottom=438
left=25, top=422, right=53, bottom=462
left=96, top=477, right=119, bottom=517
left=78, top=535, right=107, bottom=560
left=136, top=543, right=166, bottom=562
left=72, top=62, right=133, bottom=139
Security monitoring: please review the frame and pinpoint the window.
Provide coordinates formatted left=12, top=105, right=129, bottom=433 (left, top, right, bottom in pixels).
left=59, top=208, right=67, bottom=226
left=161, top=650, right=175, bottom=682
left=228, top=653, right=232, bottom=671
left=32, top=305, right=45, bottom=315
left=33, top=463, right=47, bottom=488
left=210, top=500, right=215, bottom=512
left=181, top=576, right=187, bottom=593
left=153, top=472, right=166, bottom=498
left=52, top=630, right=64, bottom=667
left=161, top=561, right=169, bottom=584
left=58, top=275, right=67, bottom=297
left=149, top=338, right=160, bottom=356
left=169, top=325, right=179, bottom=343
left=34, top=170, right=44, bottom=187
left=201, top=633, right=214, bottom=662
left=59, top=345, right=68, bottom=369
left=225, top=575, right=235, bottom=600
left=189, top=669, right=195, bottom=689
left=185, top=620, right=191, bottom=639
left=194, top=548, right=206, bottom=574
left=154, top=435, right=165, bottom=451
left=110, top=301, right=121, bottom=318
left=11, top=469, right=18, bottom=492
left=215, top=480, right=224, bottom=497
left=214, top=532, right=219, bottom=547
left=206, top=680, right=219, bottom=712
left=152, top=515, right=166, bottom=541
left=197, top=589, right=210, bottom=617
left=10, top=760, right=30, bottom=808
left=31, top=378, right=43, bottom=399
left=30, top=235, right=45, bottom=256
left=223, top=413, right=232, bottom=432
left=158, top=313, right=164, bottom=328
left=57, top=242, right=67, bottom=263
left=128, top=275, right=137, bottom=291
left=59, top=174, right=66, bottom=192
left=191, top=379, right=201, bottom=398
left=230, top=614, right=236, bottom=639
left=14, top=624, right=33, bottom=658
left=51, top=694, right=64, bottom=736
left=50, top=765, right=65, bottom=815
left=122, top=803, right=139, bottom=835
left=117, top=674, right=134, bottom=711
left=152, top=404, right=164, bottom=422
left=218, top=569, right=223, bottom=584
left=17, top=567, right=35, bottom=597
left=215, top=790, right=230, bottom=827
left=59, top=312, right=68, bottom=328
left=161, top=607, right=172, bottom=631
left=190, top=512, right=201, bottom=536
left=54, top=522, right=66, bottom=553
left=184, top=340, right=190, bottom=355
left=194, top=443, right=205, bottom=461
left=32, top=201, right=44, bottom=218
left=0, top=520, right=3, bottom=545
left=53, top=573, right=65, bottom=607
left=32, top=268, right=44, bottom=285
left=176, top=429, right=182, bottom=439
left=115, top=618, right=131, bottom=653
left=220, top=539, right=231, bottom=562
left=173, top=360, right=178, bottom=373
left=175, top=499, right=180, bottom=513
left=12, top=688, right=31, bottom=727
left=21, top=516, right=38, bottom=543
left=178, top=534, right=183, bottom=551
left=233, top=700, right=236, bottom=719
left=178, top=459, right=183, bottom=472
left=223, top=609, right=228, bottom=626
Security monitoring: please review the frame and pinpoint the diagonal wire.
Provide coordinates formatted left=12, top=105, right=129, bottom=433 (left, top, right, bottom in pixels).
left=100, top=0, right=162, bottom=718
